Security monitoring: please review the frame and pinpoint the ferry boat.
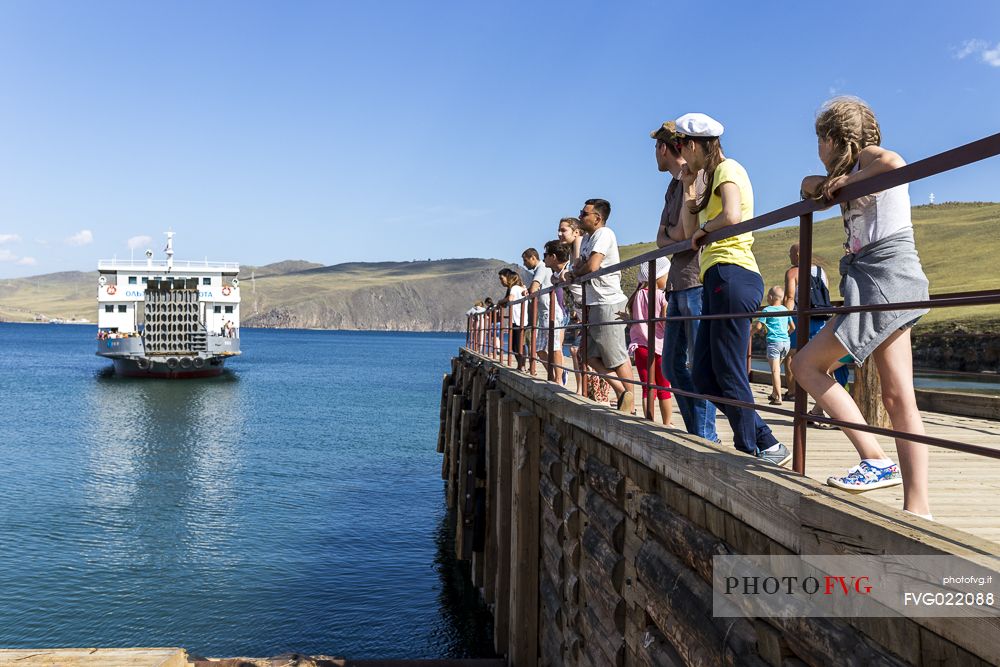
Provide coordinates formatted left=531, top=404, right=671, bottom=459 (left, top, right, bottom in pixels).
left=96, top=232, right=241, bottom=378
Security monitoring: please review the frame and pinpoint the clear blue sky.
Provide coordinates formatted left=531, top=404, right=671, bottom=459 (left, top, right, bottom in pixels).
left=1, top=1, right=997, bottom=278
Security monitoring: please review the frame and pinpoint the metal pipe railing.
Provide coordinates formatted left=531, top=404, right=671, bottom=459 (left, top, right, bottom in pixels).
left=472, top=130, right=1000, bottom=473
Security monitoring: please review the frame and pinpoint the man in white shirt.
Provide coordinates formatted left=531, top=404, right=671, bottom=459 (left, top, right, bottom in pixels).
left=571, top=198, right=635, bottom=414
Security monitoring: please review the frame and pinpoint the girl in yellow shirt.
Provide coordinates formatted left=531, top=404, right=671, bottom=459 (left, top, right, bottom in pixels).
left=675, top=113, right=789, bottom=466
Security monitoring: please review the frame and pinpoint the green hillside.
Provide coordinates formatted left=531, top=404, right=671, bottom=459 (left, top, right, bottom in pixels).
left=620, top=201, right=1000, bottom=334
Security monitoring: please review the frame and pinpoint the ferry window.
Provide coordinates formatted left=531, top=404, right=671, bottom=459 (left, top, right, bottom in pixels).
left=224, top=306, right=234, bottom=314
left=213, top=306, right=222, bottom=313
left=117, top=305, right=127, bottom=313
left=142, top=277, right=148, bottom=283
left=202, top=277, right=211, bottom=285
left=128, top=276, right=137, bottom=285
left=105, top=305, right=114, bottom=313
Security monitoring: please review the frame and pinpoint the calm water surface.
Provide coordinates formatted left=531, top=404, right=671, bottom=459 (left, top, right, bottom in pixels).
left=0, top=324, right=493, bottom=658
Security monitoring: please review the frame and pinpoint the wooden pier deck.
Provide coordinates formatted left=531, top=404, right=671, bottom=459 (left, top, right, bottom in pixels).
left=523, top=363, right=1000, bottom=547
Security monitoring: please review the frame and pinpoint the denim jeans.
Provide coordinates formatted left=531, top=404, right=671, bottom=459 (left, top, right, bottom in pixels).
left=692, top=264, right=778, bottom=455
left=663, top=285, right=718, bottom=442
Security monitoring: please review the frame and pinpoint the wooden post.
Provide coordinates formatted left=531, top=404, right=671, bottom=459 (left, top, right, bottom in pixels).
left=851, top=361, right=891, bottom=428
left=493, top=397, right=518, bottom=656
left=471, top=372, right=485, bottom=413
left=447, top=393, right=462, bottom=509
left=483, top=389, right=502, bottom=605
left=437, top=373, right=451, bottom=453
left=509, top=410, right=540, bottom=667
left=456, top=410, right=476, bottom=560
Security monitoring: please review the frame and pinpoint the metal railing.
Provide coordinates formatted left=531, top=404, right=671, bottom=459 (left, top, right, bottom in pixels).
left=465, top=131, right=1000, bottom=474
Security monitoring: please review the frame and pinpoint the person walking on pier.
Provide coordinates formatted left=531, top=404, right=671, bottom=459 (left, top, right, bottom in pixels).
left=793, top=97, right=931, bottom=519
left=652, top=120, right=719, bottom=443
left=572, top=198, right=635, bottom=414
left=676, top=112, right=789, bottom=465
left=754, top=286, right=793, bottom=405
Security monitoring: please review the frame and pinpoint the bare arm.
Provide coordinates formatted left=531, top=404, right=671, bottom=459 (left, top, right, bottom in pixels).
left=529, top=280, right=541, bottom=295
left=690, top=181, right=742, bottom=250
left=578, top=251, right=604, bottom=276
left=783, top=267, right=797, bottom=311
left=818, top=145, right=906, bottom=200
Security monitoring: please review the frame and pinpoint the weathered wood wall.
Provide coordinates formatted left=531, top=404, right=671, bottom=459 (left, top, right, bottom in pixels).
left=436, top=352, right=1000, bottom=667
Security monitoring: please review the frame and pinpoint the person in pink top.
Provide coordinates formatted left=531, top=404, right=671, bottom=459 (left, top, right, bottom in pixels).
left=625, top=257, right=673, bottom=425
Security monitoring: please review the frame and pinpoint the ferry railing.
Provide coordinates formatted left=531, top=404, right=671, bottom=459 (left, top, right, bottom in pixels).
left=465, top=131, right=1000, bottom=473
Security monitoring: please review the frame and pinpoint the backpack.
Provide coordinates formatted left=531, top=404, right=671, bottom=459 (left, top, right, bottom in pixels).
left=808, top=265, right=832, bottom=317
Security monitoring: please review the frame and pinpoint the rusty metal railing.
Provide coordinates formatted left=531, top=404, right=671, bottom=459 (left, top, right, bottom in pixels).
left=465, top=131, right=1000, bottom=473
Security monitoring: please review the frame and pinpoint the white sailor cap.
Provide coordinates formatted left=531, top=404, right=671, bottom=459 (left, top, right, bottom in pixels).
left=637, top=257, right=670, bottom=284
left=674, top=112, right=724, bottom=138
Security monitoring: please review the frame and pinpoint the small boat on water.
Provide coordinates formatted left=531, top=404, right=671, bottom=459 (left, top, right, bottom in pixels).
left=95, top=232, right=241, bottom=378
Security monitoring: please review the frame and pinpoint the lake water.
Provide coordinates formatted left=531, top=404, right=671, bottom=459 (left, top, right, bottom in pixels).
left=0, top=323, right=494, bottom=659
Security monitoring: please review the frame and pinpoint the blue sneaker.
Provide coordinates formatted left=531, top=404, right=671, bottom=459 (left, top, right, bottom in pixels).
left=827, top=461, right=902, bottom=492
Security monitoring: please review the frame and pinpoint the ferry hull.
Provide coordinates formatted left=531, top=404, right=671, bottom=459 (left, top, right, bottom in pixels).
left=111, top=356, right=228, bottom=379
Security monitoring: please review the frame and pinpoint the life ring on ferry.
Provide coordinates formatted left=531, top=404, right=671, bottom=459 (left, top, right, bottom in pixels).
left=193, top=357, right=205, bottom=369
left=135, top=358, right=150, bottom=370
left=106, top=285, right=117, bottom=295
left=179, top=357, right=193, bottom=369
left=222, top=286, right=232, bottom=296
left=166, top=357, right=179, bottom=370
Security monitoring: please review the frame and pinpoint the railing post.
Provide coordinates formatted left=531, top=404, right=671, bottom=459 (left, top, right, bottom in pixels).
left=581, top=281, right=589, bottom=397
left=792, top=212, right=813, bottom=475
left=528, top=295, right=537, bottom=377
left=515, top=297, right=534, bottom=370
left=645, top=259, right=656, bottom=421
left=507, top=304, right=513, bottom=367
left=547, top=290, right=556, bottom=382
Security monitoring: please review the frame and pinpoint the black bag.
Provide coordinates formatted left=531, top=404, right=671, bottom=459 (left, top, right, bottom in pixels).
left=808, top=266, right=832, bottom=318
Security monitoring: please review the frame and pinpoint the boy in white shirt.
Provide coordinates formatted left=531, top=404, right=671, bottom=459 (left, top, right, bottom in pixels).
left=571, top=198, right=635, bottom=414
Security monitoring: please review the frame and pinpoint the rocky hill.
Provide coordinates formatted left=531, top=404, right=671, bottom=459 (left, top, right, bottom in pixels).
left=0, top=258, right=516, bottom=332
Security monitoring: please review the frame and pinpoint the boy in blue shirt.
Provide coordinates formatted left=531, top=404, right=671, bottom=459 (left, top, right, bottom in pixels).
left=754, top=287, right=795, bottom=405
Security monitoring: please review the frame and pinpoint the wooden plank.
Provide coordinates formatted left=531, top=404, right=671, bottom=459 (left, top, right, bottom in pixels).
left=0, top=649, right=188, bottom=667
left=584, top=453, right=625, bottom=505
left=455, top=409, right=475, bottom=560
left=581, top=525, right=624, bottom=594
left=634, top=624, right=685, bottom=667
left=583, top=488, right=625, bottom=552
left=540, top=445, right=563, bottom=486
left=634, top=541, right=763, bottom=667
left=447, top=393, right=463, bottom=509
left=437, top=373, right=452, bottom=453
left=492, top=396, right=519, bottom=656
left=580, top=560, right=625, bottom=635
left=637, top=492, right=730, bottom=585
left=509, top=410, right=541, bottom=667
left=539, top=473, right=563, bottom=516
left=471, top=371, right=485, bottom=413
left=483, top=389, right=502, bottom=606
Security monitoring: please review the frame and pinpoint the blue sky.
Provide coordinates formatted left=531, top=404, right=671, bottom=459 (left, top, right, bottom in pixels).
left=0, top=1, right=997, bottom=278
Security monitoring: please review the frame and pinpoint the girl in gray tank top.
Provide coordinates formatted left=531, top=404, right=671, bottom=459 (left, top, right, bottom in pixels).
left=792, top=96, right=932, bottom=521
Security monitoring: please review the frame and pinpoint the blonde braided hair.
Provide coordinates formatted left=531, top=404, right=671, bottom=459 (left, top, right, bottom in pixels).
left=812, top=96, right=881, bottom=200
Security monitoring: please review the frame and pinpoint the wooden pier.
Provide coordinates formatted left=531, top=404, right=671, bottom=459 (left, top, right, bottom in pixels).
left=438, top=350, right=1000, bottom=667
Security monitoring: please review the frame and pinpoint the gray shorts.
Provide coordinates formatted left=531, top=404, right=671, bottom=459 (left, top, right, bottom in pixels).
left=585, top=300, right=629, bottom=370
left=766, top=339, right=790, bottom=360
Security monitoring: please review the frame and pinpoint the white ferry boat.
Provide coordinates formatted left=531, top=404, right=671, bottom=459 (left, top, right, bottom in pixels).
left=96, top=232, right=241, bottom=378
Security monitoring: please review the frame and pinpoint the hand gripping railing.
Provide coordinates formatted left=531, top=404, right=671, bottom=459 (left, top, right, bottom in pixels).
left=466, top=131, right=1000, bottom=474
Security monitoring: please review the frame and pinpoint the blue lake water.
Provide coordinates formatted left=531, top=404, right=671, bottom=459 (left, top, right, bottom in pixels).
left=0, top=323, right=493, bottom=659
